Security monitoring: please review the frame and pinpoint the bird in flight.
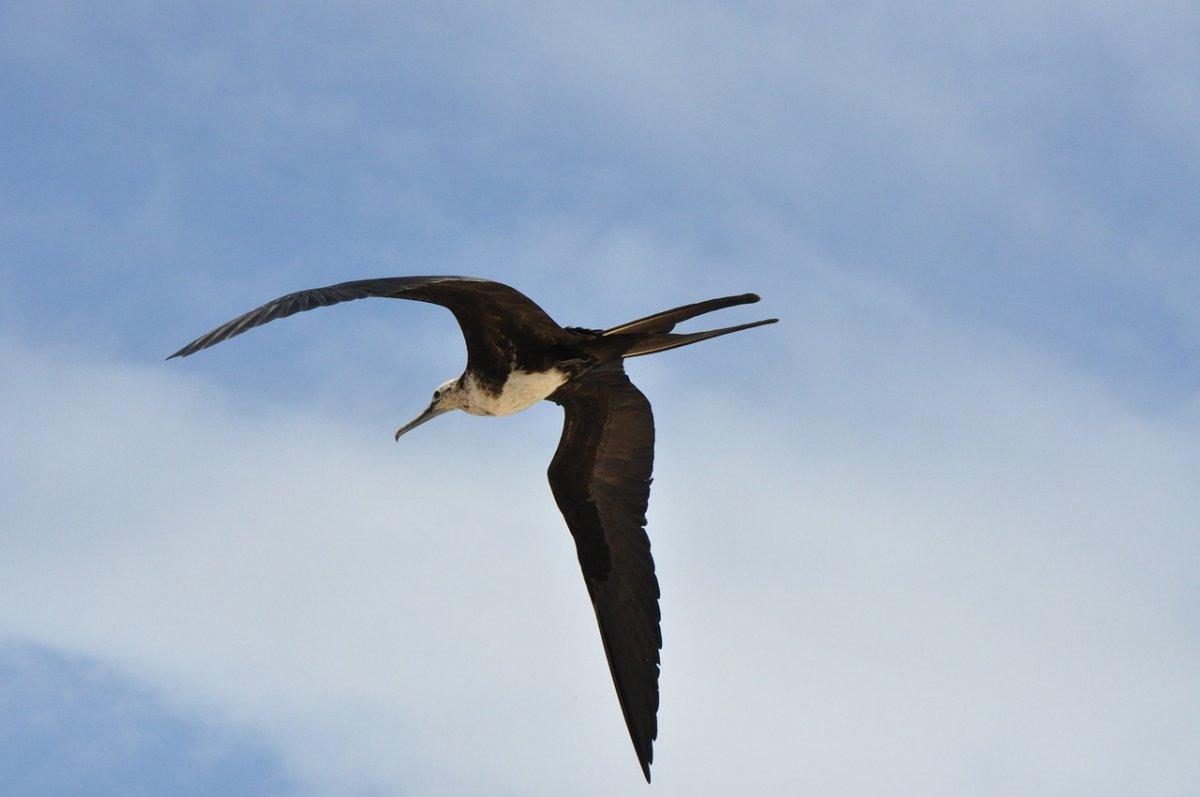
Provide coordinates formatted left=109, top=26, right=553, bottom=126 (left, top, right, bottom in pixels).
left=169, top=276, right=776, bottom=782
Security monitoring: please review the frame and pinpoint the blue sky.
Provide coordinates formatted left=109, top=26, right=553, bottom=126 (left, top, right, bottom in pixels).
left=2, top=2, right=1198, bottom=794
left=1, top=643, right=292, bottom=796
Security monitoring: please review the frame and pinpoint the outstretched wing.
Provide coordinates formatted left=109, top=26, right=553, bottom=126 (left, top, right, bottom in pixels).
left=547, top=363, right=660, bottom=782
left=167, top=276, right=566, bottom=383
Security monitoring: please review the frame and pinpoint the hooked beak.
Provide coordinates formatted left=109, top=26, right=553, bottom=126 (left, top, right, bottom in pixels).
left=394, top=402, right=450, bottom=441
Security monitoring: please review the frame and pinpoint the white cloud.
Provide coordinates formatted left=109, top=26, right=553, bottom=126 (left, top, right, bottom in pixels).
left=2, top=256, right=1197, bottom=795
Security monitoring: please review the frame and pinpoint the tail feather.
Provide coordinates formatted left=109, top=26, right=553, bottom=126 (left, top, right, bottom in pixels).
left=603, top=293, right=761, bottom=337
left=622, top=318, right=778, bottom=358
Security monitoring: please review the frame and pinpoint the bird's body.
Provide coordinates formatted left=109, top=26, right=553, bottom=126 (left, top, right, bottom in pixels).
left=459, top=368, right=569, bottom=416
left=169, top=276, right=776, bottom=782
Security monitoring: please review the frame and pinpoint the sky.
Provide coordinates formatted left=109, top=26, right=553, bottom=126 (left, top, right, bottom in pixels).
left=1, top=2, right=1198, bottom=794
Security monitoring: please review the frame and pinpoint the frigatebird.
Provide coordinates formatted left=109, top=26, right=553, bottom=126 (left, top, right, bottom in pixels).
left=169, top=276, right=776, bottom=782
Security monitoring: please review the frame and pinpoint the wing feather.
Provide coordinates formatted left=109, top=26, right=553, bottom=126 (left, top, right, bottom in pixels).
left=167, top=276, right=566, bottom=381
left=547, top=363, right=660, bottom=782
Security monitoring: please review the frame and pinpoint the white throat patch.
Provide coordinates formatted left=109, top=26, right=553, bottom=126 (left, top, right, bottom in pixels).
left=461, top=369, right=568, bottom=416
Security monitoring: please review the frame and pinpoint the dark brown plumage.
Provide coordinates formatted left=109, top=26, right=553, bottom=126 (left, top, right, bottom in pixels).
left=168, top=276, right=572, bottom=389
left=169, top=276, right=776, bottom=782
left=549, top=364, right=659, bottom=780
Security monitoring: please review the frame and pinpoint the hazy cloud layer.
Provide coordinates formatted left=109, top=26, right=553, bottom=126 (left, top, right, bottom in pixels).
left=2, top=285, right=1197, bottom=794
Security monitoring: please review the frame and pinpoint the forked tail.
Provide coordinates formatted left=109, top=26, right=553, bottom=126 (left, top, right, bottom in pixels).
left=603, top=293, right=761, bottom=336
left=602, top=293, right=778, bottom=358
left=622, top=318, right=778, bottom=358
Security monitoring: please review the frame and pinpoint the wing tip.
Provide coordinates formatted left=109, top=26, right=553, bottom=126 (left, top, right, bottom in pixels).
left=635, top=726, right=655, bottom=783
left=166, top=342, right=200, bottom=360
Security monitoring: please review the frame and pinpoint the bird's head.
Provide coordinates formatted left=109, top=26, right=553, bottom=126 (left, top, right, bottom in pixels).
left=395, top=377, right=464, bottom=441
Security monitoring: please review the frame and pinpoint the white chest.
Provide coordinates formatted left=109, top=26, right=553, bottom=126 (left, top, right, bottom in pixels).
left=462, top=369, right=568, bottom=416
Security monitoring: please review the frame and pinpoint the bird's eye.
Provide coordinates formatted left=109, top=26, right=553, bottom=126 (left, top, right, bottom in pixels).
left=433, top=390, right=442, bottom=401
